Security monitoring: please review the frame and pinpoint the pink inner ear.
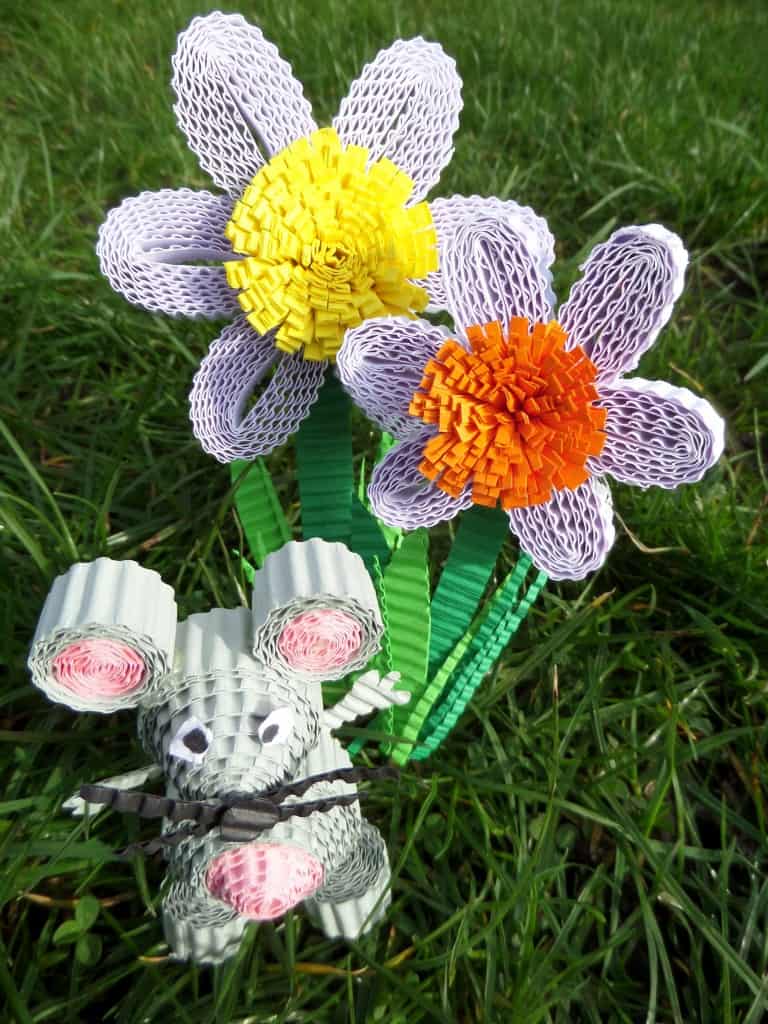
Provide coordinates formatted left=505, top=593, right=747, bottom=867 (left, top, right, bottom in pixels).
left=206, top=843, right=324, bottom=920
left=277, top=609, right=362, bottom=673
left=51, top=639, right=146, bottom=699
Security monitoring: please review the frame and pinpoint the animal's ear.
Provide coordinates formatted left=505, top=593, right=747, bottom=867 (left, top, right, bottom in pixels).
left=28, top=558, right=176, bottom=713
left=251, top=539, right=383, bottom=685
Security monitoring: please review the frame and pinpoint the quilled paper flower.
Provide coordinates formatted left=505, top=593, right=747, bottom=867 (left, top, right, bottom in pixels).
left=337, top=203, right=725, bottom=580
left=96, top=12, right=462, bottom=462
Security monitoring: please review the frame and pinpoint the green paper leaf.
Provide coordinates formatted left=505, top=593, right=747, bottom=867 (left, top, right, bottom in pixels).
left=427, top=506, right=509, bottom=676
left=295, top=373, right=353, bottom=543
left=412, top=563, right=548, bottom=759
left=230, top=459, right=291, bottom=567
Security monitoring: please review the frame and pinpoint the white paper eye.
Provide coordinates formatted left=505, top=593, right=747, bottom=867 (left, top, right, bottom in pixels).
left=257, top=707, right=294, bottom=746
left=168, top=717, right=212, bottom=764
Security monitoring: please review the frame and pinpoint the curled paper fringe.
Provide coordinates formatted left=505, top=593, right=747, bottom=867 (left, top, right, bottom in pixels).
left=224, top=126, right=436, bottom=361
left=410, top=319, right=607, bottom=509
left=28, top=559, right=176, bottom=713
left=252, top=540, right=383, bottom=684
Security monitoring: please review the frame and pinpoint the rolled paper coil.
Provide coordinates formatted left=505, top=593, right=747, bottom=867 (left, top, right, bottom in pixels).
left=28, top=558, right=176, bottom=712
left=308, top=820, right=391, bottom=939
left=251, top=540, right=383, bottom=683
left=206, top=842, right=324, bottom=919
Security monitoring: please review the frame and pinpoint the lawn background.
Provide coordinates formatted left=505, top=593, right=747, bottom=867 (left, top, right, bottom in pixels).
left=1, top=0, right=768, bottom=1020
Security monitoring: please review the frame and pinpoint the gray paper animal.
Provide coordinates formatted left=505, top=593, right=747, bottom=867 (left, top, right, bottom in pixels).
left=28, top=540, right=408, bottom=964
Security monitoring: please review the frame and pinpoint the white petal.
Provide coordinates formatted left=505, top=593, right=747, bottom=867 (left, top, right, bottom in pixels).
left=333, top=38, right=462, bottom=202
left=172, top=12, right=316, bottom=196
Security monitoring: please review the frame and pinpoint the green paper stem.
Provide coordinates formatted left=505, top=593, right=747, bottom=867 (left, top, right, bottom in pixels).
left=230, top=459, right=291, bottom=567
left=376, top=530, right=431, bottom=754
left=295, top=373, right=353, bottom=543
left=349, top=494, right=392, bottom=573
left=411, top=563, right=548, bottom=760
left=427, top=506, right=509, bottom=677
left=387, top=591, right=492, bottom=765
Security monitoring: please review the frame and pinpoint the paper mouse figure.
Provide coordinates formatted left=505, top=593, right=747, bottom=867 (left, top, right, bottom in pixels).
left=28, top=539, right=408, bottom=964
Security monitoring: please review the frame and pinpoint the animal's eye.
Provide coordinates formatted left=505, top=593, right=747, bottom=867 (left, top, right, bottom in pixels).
left=169, top=717, right=212, bottom=764
left=258, top=707, right=294, bottom=746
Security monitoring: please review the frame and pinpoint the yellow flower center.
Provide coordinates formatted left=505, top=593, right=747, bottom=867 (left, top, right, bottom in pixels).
left=409, top=318, right=607, bottom=509
left=224, top=127, right=438, bottom=362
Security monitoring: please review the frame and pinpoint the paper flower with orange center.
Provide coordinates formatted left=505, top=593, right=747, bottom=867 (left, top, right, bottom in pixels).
left=96, top=13, right=461, bottom=461
left=410, top=318, right=606, bottom=508
left=338, top=203, right=725, bottom=580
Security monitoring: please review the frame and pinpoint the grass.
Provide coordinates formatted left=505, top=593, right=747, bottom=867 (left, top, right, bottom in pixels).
left=1, top=0, right=767, bottom=1019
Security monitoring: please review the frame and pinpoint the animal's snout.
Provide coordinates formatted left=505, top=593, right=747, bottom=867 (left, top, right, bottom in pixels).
left=205, top=843, right=324, bottom=919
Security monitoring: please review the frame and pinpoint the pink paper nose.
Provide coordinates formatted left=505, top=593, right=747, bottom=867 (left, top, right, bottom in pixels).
left=278, top=609, right=362, bottom=673
left=206, top=843, right=324, bottom=920
left=51, top=639, right=146, bottom=699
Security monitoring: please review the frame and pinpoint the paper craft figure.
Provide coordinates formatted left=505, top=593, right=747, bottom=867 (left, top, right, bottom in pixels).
left=96, top=11, right=463, bottom=463
left=338, top=207, right=725, bottom=579
left=28, top=541, right=408, bottom=964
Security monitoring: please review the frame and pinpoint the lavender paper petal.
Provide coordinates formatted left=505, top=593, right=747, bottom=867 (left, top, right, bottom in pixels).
left=172, top=12, right=316, bottom=197
left=189, top=317, right=326, bottom=462
left=424, top=194, right=556, bottom=313
left=96, top=189, right=239, bottom=319
left=333, top=38, right=462, bottom=204
left=336, top=317, right=449, bottom=440
left=558, top=224, right=687, bottom=383
left=592, top=378, right=725, bottom=489
left=507, top=477, right=616, bottom=581
left=440, top=211, right=555, bottom=336
left=368, top=435, right=473, bottom=529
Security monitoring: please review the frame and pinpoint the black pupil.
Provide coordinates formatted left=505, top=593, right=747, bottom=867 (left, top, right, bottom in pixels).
left=183, top=728, right=209, bottom=754
left=261, top=724, right=279, bottom=743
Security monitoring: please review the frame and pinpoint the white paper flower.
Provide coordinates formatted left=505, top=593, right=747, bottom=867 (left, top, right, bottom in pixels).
left=96, top=13, right=463, bottom=463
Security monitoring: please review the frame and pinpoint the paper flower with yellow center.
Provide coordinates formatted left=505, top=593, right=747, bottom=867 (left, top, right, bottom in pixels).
left=223, top=128, right=435, bottom=362
left=96, top=12, right=460, bottom=461
left=337, top=201, right=725, bottom=580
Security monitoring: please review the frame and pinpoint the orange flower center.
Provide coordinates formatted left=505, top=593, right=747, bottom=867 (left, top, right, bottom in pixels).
left=409, top=318, right=607, bottom=509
